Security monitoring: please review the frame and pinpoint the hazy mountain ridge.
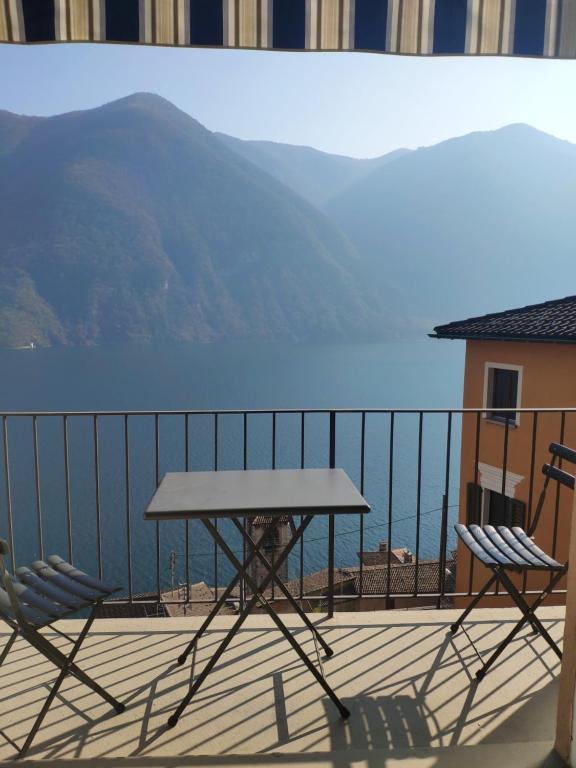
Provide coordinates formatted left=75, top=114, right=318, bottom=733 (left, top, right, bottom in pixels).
left=216, top=132, right=410, bottom=207
left=1, top=94, right=575, bottom=349
left=324, top=123, right=576, bottom=323
left=0, top=93, right=387, bottom=348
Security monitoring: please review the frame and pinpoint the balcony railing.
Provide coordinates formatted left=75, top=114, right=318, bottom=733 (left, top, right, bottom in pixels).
left=0, top=407, right=574, bottom=614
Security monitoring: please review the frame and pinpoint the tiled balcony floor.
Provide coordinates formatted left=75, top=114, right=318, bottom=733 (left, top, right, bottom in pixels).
left=0, top=607, right=565, bottom=766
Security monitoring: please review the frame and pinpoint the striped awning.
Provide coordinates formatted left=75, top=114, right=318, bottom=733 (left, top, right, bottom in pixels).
left=1, top=1, right=576, bottom=59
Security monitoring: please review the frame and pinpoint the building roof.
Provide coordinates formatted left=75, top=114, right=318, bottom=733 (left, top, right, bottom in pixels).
left=284, top=568, right=354, bottom=597
left=431, top=295, right=576, bottom=343
left=283, top=560, right=455, bottom=598
left=162, top=582, right=239, bottom=617
left=358, top=545, right=413, bottom=567
left=348, top=560, right=456, bottom=596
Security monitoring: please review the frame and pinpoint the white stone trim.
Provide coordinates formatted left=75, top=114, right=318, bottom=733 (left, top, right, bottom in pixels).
left=478, top=461, right=524, bottom=498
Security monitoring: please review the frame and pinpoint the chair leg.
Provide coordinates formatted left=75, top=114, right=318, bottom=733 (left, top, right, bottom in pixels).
left=475, top=569, right=566, bottom=681
left=499, top=569, right=565, bottom=658
left=16, top=605, right=125, bottom=759
left=0, top=628, right=18, bottom=667
left=450, top=573, right=498, bottom=635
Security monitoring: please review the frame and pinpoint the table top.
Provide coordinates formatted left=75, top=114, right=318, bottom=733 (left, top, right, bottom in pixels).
left=144, top=468, right=370, bottom=521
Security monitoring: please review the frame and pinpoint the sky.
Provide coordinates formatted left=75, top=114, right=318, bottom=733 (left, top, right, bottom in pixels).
left=2, top=42, right=576, bottom=158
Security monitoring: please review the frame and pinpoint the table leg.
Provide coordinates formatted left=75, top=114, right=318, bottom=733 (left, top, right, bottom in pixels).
left=167, top=515, right=317, bottom=727
left=206, top=519, right=349, bottom=720
left=176, top=518, right=281, bottom=666
left=230, top=518, right=334, bottom=658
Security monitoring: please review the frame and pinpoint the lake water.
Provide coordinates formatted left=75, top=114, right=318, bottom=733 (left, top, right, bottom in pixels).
left=0, top=339, right=465, bottom=596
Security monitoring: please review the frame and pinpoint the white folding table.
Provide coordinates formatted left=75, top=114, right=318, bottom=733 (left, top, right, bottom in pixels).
left=144, top=467, right=370, bottom=728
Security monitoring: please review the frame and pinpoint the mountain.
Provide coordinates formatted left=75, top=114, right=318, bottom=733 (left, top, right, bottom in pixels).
left=4, top=98, right=574, bottom=350
left=216, top=133, right=409, bottom=208
left=0, top=93, right=385, bottom=348
left=0, top=110, right=39, bottom=156
left=324, top=124, right=576, bottom=326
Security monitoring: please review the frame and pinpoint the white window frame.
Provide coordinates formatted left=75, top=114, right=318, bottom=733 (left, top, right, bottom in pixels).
left=483, top=362, right=523, bottom=426
left=477, top=462, right=524, bottom=525
left=481, top=488, right=509, bottom=526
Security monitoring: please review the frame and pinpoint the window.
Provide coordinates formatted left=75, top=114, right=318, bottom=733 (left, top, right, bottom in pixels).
left=484, top=364, right=522, bottom=425
left=483, top=489, right=526, bottom=528
left=466, top=483, right=526, bottom=528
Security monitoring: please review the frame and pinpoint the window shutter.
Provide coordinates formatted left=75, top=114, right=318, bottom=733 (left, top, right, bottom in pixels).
left=466, top=482, right=482, bottom=525
left=508, top=498, right=526, bottom=529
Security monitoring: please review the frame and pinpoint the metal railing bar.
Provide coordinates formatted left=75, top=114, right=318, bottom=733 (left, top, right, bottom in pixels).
left=437, top=413, right=452, bottom=606
left=327, top=411, right=336, bottom=617
left=501, top=416, right=510, bottom=495
left=242, top=412, right=248, bottom=609
left=495, top=415, right=510, bottom=597
left=155, top=414, right=160, bottom=604
left=526, top=411, right=539, bottom=532
left=272, top=412, right=276, bottom=469
left=93, top=415, right=103, bottom=580
left=32, top=415, right=44, bottom=560
left=2, top=406, right=576, bottom=417
left=468, top=411, right=481, bottom=596
left=2, top=416, right=15, bottom=572
left=359, top=411, right=366, bottom=598
left=523, top=411, right=538, bottom=594
left=552, top=411, right=565, bottom=562
left=299, top=411, right=305, bottom=602
left=63, top=415, right=73, bottom=564
left=414, top=412, right=423, bottom=599
left=271, top=412, right=277, bottom=601
left=124, top=415, right=133, bottom=601
left=386, top=412, right=394, bottom=601
left=473, top=412, right=480, bottom=488
left=185, top=414, right=190, bottom=604
left=214, top=413, right=218, bottom=603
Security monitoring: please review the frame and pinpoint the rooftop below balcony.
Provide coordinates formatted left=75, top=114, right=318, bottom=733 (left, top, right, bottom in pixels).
left=0, top=606, right=564, bottom=767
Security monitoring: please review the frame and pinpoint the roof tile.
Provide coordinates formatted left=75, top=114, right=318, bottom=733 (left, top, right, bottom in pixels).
left=432, top=295, right=576, bottom=342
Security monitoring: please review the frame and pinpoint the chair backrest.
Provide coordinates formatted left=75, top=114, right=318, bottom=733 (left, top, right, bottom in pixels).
left=543, top=443, right=576, bottom=489
left=0, top=539, right=27, bottom=627
left=529, top=442, right=576, bottom=536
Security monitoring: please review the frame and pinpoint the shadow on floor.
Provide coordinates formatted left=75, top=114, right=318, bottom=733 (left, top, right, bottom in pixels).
left=0, top=612, right=566, bottom=767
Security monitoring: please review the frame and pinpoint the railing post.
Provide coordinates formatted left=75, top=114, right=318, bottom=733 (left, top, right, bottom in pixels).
left=437, top=411, right=452, bottom=607
left=2, top=416, right=15, bottom=573
left=437, top=494, right=449, bottom=609
left=327, top=411, right=336, bottom=618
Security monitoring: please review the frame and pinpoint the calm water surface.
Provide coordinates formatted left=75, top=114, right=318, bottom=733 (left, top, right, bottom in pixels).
left=0, top=339, right=465, bottom=595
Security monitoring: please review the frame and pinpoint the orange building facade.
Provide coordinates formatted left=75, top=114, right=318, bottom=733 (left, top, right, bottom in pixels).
left=433, top=296, right=576, bottom=606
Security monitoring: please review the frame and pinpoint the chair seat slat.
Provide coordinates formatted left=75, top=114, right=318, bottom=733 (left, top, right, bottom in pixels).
left=16, top=567, right=87, bottom=610
left=494, top=527, right=552, bottom=568
left=30, top=561, right=105, bottom=601
left=455, top=524, right=500, bottom=566
left=47, top=556, right=118, bottom=595
left=510, top=527, right=564, bottom=570
left=483, top=526, right=533, bottom=567
left=2, top=574, right=69, bottom=618
left=0, top=583, right=52, bottom=627
left=468, top=525, right=518, bottom=567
